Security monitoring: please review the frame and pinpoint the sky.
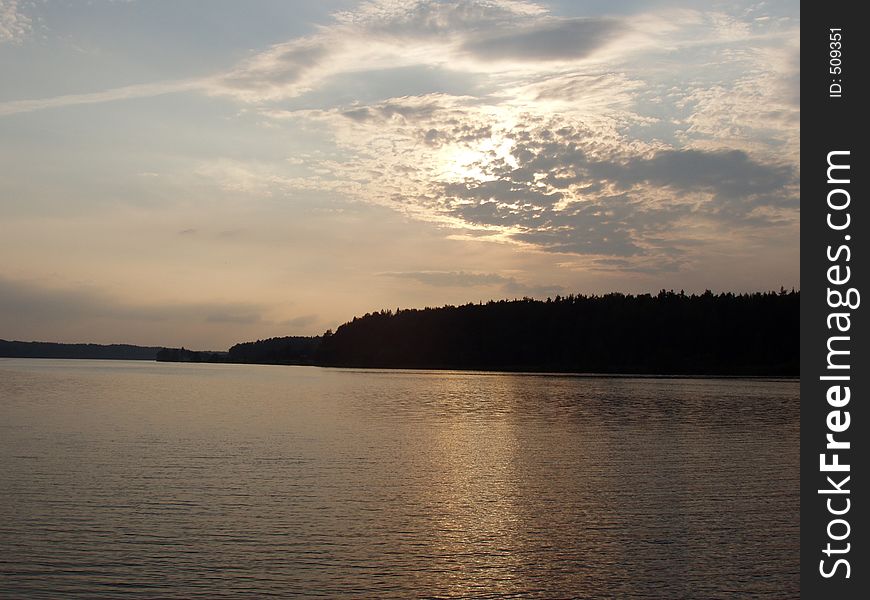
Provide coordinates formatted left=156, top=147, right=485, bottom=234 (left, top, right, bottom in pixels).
left=0, top=0, right=800, bottom=349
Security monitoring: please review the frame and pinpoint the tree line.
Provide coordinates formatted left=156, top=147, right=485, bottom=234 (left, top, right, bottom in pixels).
left=158, top=290, right=799, bottom=375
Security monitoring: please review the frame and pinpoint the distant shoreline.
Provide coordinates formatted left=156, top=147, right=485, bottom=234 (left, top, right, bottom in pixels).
left=0, top=356, right=800, bottom=381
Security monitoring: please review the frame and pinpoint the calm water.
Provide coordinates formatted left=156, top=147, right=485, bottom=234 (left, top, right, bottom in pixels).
left=0, top=359, right=799, bottom=598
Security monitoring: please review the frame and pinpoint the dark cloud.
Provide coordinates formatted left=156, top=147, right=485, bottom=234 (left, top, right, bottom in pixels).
left=434, top=125, right=796, bottom=257
left=500, top=136, right=795, bottom=204
left=447, top=198, right=541, bottom=228
left=341, top=97, right=445, bottom=123
left=342, top=107, right=374, bottom=122
left=423, top=128, right=442, bottom=146
left=506, top=192, right=676, bottom=256
left=419, top=122, right=494, bottom=147
left=611, top=149, right=794, bottom=198
left=461, top=18, right=619, bottom=62
left=453, top=123, right=492, bottom=142
left=444, top=178, right=559, bottom=223
left=512, top=224, right=640, bottom=257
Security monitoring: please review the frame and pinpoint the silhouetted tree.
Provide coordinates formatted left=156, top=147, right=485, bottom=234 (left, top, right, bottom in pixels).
left=159, top=290, right=799, bottom=376
left=314, top=290, right=799, bottom=375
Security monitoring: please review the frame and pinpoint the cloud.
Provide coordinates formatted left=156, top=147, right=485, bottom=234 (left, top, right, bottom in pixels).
left=0, top=275, right=269, bottom=344
left=0, top=0, right=30, bottom=45
left=431, top=120, right=796, bottom=253
left=340, top=96, right=450, bottom=124
left=461, top=17, right=619, bottom=62
left=384, top=270, right=510, bottom=287
left=674, top=41, right=801, bottom=161
left=0, top=0, right=799, bottom=281
left=381, top=270, right=565, bottom=298
left=333, top=0, right=546, bottom=36
left=0, top=78, right=204, bottom=117
left=213, top=37, right=333, bottom=102
left=587, top=256, right=683, bottom=275
left=0, top=1, right=547, bottom=114
left=278, top=72, right=796, bottom=265
left=205, top=0, right=632, bottom=103
left=614, top=149, right=792, bottom=196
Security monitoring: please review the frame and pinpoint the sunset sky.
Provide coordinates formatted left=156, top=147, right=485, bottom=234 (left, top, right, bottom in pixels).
left=0, top=0, right=799, bottom=349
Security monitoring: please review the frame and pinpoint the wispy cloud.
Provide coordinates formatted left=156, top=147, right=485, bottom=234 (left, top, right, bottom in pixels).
left=382, top=270, right=565, bottom=298
left=0, top=78, right=204, bottom=116
left=205, top=1, right=642, bottom=103
left=383, top=270, right=512, bottom=287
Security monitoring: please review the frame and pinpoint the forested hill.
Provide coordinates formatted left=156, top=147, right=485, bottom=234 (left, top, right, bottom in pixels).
left=316, top=290, right=799, bottom=375
left=154, top=290, right=799, bottom=375
left=0, top=339, right=161, bottom=360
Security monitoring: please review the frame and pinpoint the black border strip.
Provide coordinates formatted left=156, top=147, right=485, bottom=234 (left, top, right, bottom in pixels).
left=801, top=3, right=867, bottom=596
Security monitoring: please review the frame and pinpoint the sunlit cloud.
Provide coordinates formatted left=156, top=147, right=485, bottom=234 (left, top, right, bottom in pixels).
left=202, top=0, right=797, bottom=268
left=0, top=0, right=30, bottom=45
left=0, top=78, right=205, bottom=116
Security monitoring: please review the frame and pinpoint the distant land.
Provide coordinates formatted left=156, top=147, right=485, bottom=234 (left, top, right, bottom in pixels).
left=3, top=291, right=799, bottom=375
left=159, top=290, right=799, bottom=376
left=0, top=339, right=161, bottom=360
